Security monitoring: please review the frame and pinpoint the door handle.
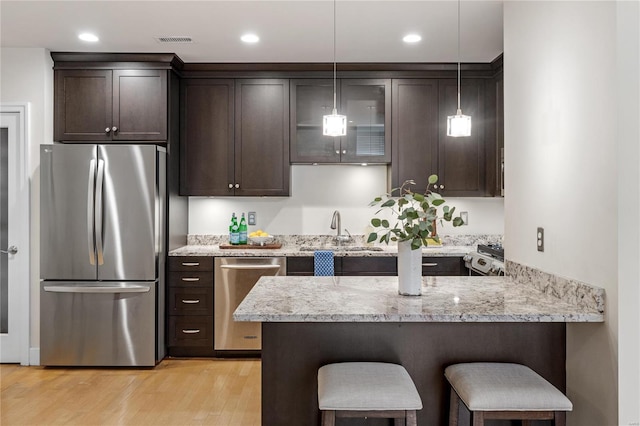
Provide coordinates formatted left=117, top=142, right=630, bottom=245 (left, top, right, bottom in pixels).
left=87, top=159, right=96, bottom=265
left=422, top=263, right=438, bottom=267
left=181, top=299, right=201, bottom=304
left=0, top=245, right=18, bottom=255
left=181, top=277, right=201, bottom=282
left=43, top=285, right=151, bottom=294
left=95, top=159, right=105, bottom=265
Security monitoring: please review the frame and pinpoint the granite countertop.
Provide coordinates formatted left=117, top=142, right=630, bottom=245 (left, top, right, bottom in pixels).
left=168, top=243, right=472, bottom=257
left=233, top=275, right=604, bottom=323
left=168, top=234, right=504, bottom=257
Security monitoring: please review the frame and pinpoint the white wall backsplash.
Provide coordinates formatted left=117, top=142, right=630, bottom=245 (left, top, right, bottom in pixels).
left=189, top=165, right=504, bottom=236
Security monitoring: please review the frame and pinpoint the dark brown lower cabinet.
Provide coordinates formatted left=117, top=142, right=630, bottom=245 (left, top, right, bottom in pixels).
left=167, top=257, right=215, bottom=357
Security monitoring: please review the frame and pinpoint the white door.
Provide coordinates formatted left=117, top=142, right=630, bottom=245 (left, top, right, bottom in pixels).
left=0, top=104, right=30, bottom=364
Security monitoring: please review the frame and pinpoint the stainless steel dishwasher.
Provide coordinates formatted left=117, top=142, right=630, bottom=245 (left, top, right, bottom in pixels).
left=214, top=257, right=286, bottom=352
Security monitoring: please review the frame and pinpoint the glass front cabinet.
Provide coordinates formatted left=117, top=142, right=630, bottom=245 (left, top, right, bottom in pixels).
left=290, top=78, right=391, bottom=164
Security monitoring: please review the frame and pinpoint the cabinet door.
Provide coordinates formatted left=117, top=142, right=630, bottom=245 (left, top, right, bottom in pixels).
left=235, top=79, right=290, bottom=196
left=180, top=79, right=235, bottom=196
left=290, top=79, right=341, bottom=163
left=391, top=79, right=439, bottom=192
left=438, top=79, right=487, bottom=196
left=340, top=79, right=391, bottom=163
left=54, top=70, right=112, bottom=141
left=113, top=70, right=167, bottom=141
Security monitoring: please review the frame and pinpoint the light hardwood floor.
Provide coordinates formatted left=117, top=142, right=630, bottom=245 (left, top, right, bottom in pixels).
left=1, top=359, right=261, bottom=426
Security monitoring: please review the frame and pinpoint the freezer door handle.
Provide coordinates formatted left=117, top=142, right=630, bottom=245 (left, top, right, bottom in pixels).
left=43, top=284, right=151, bottom=294
left=95, top=159, right=105, bottom=265
left=220, top=264, right=282, bottom=271
left=87, top=159, right=97, bottom=265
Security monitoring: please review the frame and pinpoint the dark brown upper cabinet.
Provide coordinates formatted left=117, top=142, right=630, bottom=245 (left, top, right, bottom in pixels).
left=180, top=78, right=290, bottom=197
left=392, top=78, right=492, bottom=197
left=290, top=78, right=391, bottom=164
left=54, top=69, right=167, bottom=142
left=180, top=79, right=235, bottom=196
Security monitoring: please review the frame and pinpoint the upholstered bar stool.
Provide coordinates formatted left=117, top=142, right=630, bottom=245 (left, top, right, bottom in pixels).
left=445, top=362, right=573, bottom=426
left=318, top=362, right=422, bottom=426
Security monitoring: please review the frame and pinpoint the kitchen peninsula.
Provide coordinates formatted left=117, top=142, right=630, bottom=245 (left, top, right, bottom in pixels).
left=234, top=275, right=603, bottom=425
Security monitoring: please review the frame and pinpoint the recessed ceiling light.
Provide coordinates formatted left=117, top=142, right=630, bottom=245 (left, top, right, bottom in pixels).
left=241, top=34, right=260, bottom=43
left=403, top=34, right=422, bottom=43
left=78, top=33, right=99, bottom=42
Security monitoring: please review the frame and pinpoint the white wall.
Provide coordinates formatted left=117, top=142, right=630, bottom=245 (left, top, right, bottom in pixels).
left=189, top=165, right=505, bottom=236
left=0, top=47, right=53, bottom=362
left=616, top=1, right=640, bottom=424
left=504, top=2, right=620, bottom=425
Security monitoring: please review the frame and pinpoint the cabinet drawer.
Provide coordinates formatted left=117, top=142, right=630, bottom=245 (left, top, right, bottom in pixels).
left=421, top=256, right=465, bottom=276
left=169, top=256, right=213, bottom=272
left=168, top=316, right=213, bottom=347
left=340, top=257, right=397, bottom=276
left=169, top=271, right=213, bottom=287
left=169, top=287, right=213, bottom=315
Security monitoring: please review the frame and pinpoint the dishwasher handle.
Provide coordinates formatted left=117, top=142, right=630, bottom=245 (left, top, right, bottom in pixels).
left=220, top=264, right=282, bottom=271
left=43, top=284, right=151, bottom=294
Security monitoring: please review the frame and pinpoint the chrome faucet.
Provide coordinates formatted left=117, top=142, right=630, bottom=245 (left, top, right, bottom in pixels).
left=330, top=210, right=352, bottom=244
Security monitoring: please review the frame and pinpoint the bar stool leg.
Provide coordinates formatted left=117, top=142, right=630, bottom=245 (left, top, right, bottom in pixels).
left=406, top=410, right=417, bottom=426
left=449, top=387, right=460, bottom=426
left=321, top=410, right=335, bottom=426
left=472, top=411, right=484, bottom=426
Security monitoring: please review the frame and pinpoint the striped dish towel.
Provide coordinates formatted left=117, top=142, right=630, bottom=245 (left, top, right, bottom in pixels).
left=314, top=250, right=335, bottom=276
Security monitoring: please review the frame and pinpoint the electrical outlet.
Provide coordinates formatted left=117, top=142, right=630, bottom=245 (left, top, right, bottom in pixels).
left=537, top=227, right=544, bottom=252
left=460, top=211, right=468, bottom=225
left=248, top=211, right=257, bottom=226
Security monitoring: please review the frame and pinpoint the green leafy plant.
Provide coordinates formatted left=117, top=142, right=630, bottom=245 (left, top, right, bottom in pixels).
left=367, top=175, right=464, bottom=250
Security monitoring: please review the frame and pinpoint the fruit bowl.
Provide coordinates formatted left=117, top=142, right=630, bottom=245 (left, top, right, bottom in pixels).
left=249, top=235, right=273, bottom=246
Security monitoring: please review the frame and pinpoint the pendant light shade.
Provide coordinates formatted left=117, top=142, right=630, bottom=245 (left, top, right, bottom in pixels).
left=323, top=108, right=347, bottom=136
left=323, top=0, right=347, bottom=137
left=447, top=0, right=471, bottom=138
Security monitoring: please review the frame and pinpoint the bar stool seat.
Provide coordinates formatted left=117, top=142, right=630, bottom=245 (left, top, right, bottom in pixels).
left=318, top=362, right=422, bottom=426
left=445, top=362, right=572, bottom=426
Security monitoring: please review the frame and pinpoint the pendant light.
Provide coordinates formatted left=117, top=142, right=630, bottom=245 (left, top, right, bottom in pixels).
left=323, top=0, right=347, bottom=137
left=447, top=0, right=471, bottom=137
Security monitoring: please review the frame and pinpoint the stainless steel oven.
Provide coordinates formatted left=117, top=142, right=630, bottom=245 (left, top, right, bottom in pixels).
left=214, top=257, right=286, bottom=352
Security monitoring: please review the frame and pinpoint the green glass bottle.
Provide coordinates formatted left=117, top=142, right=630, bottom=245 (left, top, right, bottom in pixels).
left=239, top=213, right=248, bottom=245
left=230, top=213, right=240, bottom=245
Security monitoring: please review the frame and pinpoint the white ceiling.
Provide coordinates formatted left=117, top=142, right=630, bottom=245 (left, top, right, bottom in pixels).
left=0, top=1, right=503, bottom=63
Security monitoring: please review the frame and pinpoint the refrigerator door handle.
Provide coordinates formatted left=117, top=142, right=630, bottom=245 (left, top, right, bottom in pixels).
left=95, top=159, right=105, bottom=265
left=87, top=159, right=96, bottom=265
left=43, top=284, right=151, bottom=294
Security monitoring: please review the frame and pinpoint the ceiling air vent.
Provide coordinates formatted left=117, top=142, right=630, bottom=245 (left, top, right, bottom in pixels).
left=155, top=36, right=193, bottom=44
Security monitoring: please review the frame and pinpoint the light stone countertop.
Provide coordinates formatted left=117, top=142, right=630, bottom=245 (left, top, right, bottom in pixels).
left=168, top=243, right=472, bottom=257
left=233, top=275, right=604, bottom=323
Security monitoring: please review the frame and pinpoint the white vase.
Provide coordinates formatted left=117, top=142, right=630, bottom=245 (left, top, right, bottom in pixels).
left=397, top=240, right=422, bottom=296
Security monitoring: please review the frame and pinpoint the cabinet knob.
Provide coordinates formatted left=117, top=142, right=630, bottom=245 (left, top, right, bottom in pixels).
left=440, top=184, right=445, bottom=189
left=111, top=126, right=118, bottom=132
left=235, top=183, right=240, bottom=189
left=228, top=183, right=233, bottom=189
left=342, top=150, right=347, bottom=154
left=335, top=150, right=340, bottom=154
left=105, top=127, right=111, bottom=133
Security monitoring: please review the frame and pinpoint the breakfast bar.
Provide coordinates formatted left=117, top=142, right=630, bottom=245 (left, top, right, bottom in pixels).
left=234, top=276, right=603, bottom=426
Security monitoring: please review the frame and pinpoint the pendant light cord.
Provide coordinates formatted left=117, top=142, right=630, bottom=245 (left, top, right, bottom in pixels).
left=456, top=0, right=461, bottom=112
left=333, top=0, right=337, bottom=110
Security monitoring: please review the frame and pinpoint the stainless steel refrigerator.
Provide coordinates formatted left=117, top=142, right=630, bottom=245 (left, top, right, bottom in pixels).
left=40, top=144, right=166, bottom=366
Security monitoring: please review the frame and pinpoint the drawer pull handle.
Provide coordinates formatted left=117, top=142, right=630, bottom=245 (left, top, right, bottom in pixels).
left=422, top=263, right=438, bottom=267
left=181, top=262, right=200, bottom=267
left=182, top=329, right=201, bottom=334
left=181, top=299, right=201, bottom=304
left=181, top=277, right=201, bottom=282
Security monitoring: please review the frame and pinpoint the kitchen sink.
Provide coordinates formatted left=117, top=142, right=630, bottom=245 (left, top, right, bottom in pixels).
left=299, top=246, right=384, bottom=252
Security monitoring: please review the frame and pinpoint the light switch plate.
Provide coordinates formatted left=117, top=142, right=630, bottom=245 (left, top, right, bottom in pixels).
left=537, top=227, right=544, bottom=252
left=460, top=211, right=468, bottom=225
left=248, top=211, right=256, bottom=226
